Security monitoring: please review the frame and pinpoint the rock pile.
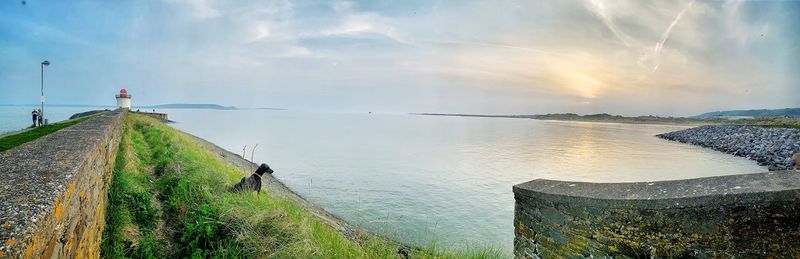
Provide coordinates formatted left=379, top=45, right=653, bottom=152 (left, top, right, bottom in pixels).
left=657, top=125, right=800, bottom=171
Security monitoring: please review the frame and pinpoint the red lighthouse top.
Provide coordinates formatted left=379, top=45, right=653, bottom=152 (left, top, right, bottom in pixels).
left=120, top=88, right=128, bottom=94
left=117, top=88, right=129, bottom=98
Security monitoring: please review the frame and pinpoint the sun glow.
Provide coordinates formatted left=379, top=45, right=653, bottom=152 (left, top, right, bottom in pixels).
left=564, top=72, right=603, bottom=99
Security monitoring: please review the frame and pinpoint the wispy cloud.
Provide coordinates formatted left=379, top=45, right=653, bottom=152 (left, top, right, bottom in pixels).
left=423, top=39, right=568, bottom=58
left=651, top=0, right=695, bottom=72
left=586, top=0, right=631, bottom=47
left=166, top=0, right=220, bottom=19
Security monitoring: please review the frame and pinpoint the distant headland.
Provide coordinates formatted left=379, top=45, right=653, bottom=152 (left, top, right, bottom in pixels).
left=693, top=108, right=800, bottom=119
left=414, top=107, right=800, bottom=127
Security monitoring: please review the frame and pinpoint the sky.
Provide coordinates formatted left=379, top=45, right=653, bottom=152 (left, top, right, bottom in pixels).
left=0, top=0, right=798, bottom=116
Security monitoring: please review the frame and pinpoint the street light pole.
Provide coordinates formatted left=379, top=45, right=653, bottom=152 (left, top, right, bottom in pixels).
left=41, top=60, right=49, bottom=124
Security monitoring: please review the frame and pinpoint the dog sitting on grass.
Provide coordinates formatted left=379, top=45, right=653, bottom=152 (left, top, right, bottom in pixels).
left=232, top=163, right=273, bottom=194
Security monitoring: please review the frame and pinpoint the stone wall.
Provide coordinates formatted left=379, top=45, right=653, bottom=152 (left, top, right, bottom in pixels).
left=514, top=172, right=800, bottom=258
left=0, top=109, right=126, bottom=258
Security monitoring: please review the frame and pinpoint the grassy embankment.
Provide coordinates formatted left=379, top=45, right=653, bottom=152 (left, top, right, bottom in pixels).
left=0, top=114, right=98, bottom=152
left=742, top=117, right=800, bottom=128
left=101, top=113, right=504, bottom=258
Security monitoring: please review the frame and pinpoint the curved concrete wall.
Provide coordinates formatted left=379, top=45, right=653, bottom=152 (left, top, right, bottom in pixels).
left=0, top=109, right=126, bottom=258
left=514, top=172, right=800, bottom=258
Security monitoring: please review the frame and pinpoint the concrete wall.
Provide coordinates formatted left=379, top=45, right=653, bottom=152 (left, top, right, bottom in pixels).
left=0, top=109, right=126, bottom=258
left=514, top=172, right=800, bottom=258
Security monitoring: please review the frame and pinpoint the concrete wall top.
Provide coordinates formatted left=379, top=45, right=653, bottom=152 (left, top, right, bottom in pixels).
left=514, top=171, right=800, bottom=209
left=514, top=171, right=800, bottom=257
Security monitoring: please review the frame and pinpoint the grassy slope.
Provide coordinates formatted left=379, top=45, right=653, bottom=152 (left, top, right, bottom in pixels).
left=102, top=113, right=504, bottom=258
left=0, top=114, right=98, bottom=152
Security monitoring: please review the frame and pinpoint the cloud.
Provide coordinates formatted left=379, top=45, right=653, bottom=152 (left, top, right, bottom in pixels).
left=586, top=0, right=631, bottom=46
left=319, top=12, right=412, bottom=46
left=722, top=0, right=772, bottom=47
left=165, top=0, right=220, bottom=19
left=247, top=24, right=271, bottom=43
left=651, top=0, right=695, bottom=72
left=0, top=0, right=797, bottom=115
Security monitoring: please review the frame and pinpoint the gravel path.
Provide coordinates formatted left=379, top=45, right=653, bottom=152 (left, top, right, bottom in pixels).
left=657, top=125, right=800, bottom=171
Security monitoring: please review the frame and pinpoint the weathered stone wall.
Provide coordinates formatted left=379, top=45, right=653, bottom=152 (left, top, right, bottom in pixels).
left=514, top=172, right=800, bottom=258
left=0, top=109, right=126, bottom=258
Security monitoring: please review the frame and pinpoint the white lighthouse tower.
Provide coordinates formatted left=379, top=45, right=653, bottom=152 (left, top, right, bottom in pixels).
left=116, top=88, right=131, bottom=109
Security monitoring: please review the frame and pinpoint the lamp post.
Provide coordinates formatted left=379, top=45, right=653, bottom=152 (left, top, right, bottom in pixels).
left=41, top=60, right=49, bottom=124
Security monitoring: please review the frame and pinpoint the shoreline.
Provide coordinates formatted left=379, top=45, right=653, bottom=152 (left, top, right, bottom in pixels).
left=101, top=113, right=484, bottom=258
left=164, top=123, right=503, bottom=257
left=179, top=130, right=366, bottom=239
left=413, top=113, right=712, bottom=126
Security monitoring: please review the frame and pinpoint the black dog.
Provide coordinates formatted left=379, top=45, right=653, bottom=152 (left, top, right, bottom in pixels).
left=232, top=163, right=273, bottom=194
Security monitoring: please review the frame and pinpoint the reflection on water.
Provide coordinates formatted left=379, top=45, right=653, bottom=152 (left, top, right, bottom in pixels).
left=161, top=109, right=764, bottom=253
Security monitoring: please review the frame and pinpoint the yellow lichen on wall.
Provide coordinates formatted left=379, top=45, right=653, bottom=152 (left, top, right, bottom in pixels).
left=53, top=201, right=63, bottom=221
left=23, top=235, right=37, bottom=259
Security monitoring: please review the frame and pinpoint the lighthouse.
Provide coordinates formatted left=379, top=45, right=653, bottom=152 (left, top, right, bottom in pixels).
left=115, top=88, right=131, bottom=109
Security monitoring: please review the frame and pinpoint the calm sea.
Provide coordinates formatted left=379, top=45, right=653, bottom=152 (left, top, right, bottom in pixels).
left=0, top=107, right=767, bottom=253
left=163, top=109, right=765, bottom=253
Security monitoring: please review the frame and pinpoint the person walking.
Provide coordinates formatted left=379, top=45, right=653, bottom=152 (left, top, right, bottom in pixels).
left=31, top=109, right=38, bottom=127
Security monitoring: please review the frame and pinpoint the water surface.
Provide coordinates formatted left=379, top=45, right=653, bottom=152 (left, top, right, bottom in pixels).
left=163, top=109, right=765, bottom=253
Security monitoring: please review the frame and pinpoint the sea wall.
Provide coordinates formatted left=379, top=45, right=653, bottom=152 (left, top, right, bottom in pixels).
left=658, top=125, right=800, bottom=170
left=0, top=109, right=126, bottom=258
left=68, top=110, right=107, bottom=120
left=514, top=171, right=800, bottom=258
left=136, top=111, right=168, bottom=122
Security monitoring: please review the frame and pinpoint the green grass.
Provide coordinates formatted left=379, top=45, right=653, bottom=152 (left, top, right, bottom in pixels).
left=734, top=117, right=800, bottom=128
left=0, top=114, right=99, bottom=152
left=101, top=119, right=166, bottom=258
left=102, top=113, right=506, bottom=258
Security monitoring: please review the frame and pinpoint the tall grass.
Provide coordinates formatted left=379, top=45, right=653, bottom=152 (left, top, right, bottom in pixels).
left=101, top=115, right=167, bottom=258
left=102, top=113, right=506, bottom=258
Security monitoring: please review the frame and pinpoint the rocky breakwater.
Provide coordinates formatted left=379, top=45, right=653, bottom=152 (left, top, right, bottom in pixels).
left=657, top=125, right=800, bottom=171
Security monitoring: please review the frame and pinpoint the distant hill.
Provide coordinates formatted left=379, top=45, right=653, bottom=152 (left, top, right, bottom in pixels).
left=416, top=111, right=800, bottom=127
left=137, top=103, right=237, bottom=110
left=414, top=112, right=701, bottom=125
left=693, top=108, right=800, bottom=119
